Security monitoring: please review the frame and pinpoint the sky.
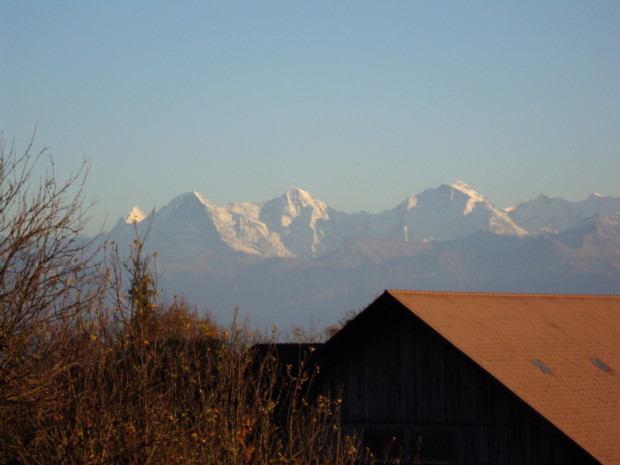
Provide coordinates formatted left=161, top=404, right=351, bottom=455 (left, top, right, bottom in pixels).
left=2, top=1, right=619, bottom=235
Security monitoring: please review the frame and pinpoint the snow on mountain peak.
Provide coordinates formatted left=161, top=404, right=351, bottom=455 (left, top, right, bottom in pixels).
left=190, top=190, right=211, bottom=205
left=506, top=191, right=620, bottom=233
left=406, top=182, right=526, bottom=238
left=125, top=206, right=146, bottom=224
left=269, top=186, right=328, bottom=218
left=451, top=180, right=472, bottom=190
left=283, top=186, right=317, bottom=206
left=449, top=181, right=486, bottom=215
left=421, top=181, right=486, bottom=215
left=450, top=180, right=484, bottom=199
left=166, top=191, right=213, bottom=209
left=253, top=187, right=332, bottom=258
left=404, top=196, right=418, bottom=210
left=110, top=182, right=620, bottom=265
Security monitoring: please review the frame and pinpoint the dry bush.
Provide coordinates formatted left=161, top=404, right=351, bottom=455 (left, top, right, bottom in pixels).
left=0, top=135, right=366, bottom=465
left=0, top=135, right=100, bottom=463
left=14, top=298, right=361, bottom=464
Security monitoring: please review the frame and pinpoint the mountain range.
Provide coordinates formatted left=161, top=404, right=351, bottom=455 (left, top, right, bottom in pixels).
left=104, top=182, right=620, bottom=329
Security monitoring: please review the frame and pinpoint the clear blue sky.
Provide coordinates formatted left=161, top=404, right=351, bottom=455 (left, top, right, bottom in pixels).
left=2, top=1, right=619, bottom=234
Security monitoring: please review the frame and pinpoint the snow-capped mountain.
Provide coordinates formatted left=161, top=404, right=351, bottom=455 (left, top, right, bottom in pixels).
left=111, top=182, right=529, bottom=260
left=258, top=187, right=333, bottom=258
left=104, top=183, right=620, bottom=328
left=507, top=193, right=620, bottom=233
left=394, top=181, right=526, bottom=241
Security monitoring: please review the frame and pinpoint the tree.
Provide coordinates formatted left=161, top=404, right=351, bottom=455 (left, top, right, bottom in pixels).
left=0, top=134, right=366, bottom=464
left=0, top=134, right=98, bottom=460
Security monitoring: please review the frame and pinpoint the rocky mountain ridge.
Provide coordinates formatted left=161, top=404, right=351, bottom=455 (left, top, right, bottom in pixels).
left=113, top=181, right=598, bottom=260
left=105, top=183, right=620, bottom=328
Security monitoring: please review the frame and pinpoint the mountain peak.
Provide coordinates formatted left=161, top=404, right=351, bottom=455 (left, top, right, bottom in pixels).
left=283, top=186, right=315, bottom=204
left=191, top=190, right=210, bottom=205
left=451, top=180, right=472, bottom=190
left=449, top=181, right=485, bottom=201
left=416, top=182, right=487, bottom=216
left=267, top=187, right=329, bottom=215
left=107, top=182, right=618, bottom=269
left=403, top=196, right=418, bottom=210
left=125, top=206, right=146, bottom=224
left=170, top=190, right=212, bottom=207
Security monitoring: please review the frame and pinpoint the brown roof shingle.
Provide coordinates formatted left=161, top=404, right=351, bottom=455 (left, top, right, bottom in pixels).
left=387, top=290, right=620, bottom=465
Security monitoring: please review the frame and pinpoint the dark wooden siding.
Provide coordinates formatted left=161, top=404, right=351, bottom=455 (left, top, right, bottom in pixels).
left=315, top=294, right=599, bottom=465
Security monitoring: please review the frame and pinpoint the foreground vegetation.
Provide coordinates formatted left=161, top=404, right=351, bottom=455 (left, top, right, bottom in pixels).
left=0, top=137, right=364, bottom=464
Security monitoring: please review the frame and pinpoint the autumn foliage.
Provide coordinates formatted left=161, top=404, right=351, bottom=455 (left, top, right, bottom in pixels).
left=0, top=137, right=364, bottom=465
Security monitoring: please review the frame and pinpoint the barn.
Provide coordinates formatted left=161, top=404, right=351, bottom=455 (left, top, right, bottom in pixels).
left=314, top=291, right=620, bottom=465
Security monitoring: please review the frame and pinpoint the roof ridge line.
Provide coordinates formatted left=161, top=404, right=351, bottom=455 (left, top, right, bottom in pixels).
left=386, top=289, right=620, bottom=298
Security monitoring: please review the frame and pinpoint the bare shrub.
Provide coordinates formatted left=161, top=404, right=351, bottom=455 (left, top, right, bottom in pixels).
left=0, top=134, right=99, bottom=462
left=0, top=136, right=365, bottom=465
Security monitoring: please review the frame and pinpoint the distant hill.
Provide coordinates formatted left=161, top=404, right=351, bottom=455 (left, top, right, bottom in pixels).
left=101, top=183, right=620, bottom=328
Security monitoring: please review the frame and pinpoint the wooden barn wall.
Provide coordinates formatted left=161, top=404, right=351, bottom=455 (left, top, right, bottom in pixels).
left=315, top=295, right=598, bottom=465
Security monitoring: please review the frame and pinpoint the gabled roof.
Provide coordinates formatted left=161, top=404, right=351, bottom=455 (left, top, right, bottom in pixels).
left=383, top=290, right=620, bottom=465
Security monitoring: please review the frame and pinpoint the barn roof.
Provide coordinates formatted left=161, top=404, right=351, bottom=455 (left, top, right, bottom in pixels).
left=381, top=290, right=620, bottom=465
